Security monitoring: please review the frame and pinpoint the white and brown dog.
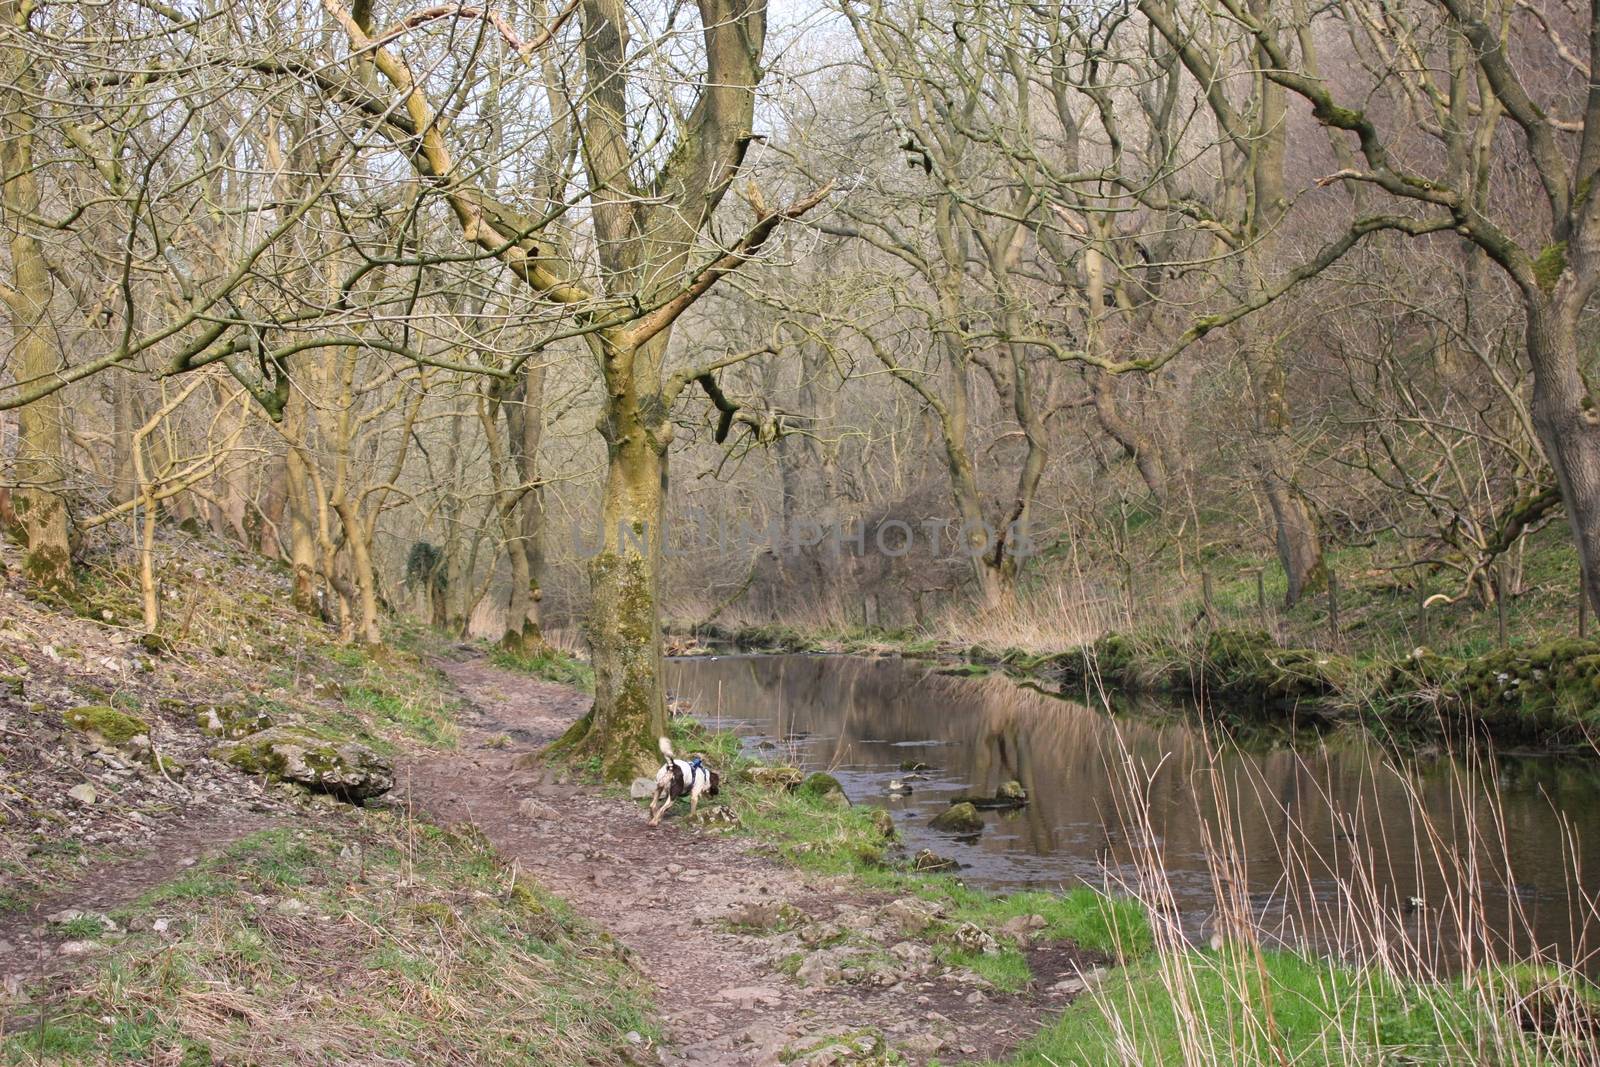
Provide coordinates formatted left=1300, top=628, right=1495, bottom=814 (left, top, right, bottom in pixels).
left=647, top=737, right=720, bottom=826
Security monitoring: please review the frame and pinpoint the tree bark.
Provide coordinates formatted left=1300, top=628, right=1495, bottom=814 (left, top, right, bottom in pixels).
left=1527, top=297, right=1600, bottom=616
left=504, top=359, right=547, bottom=648
left=332, top=498, right=382, bottom=645
left=280, top=388, right=321, bottom=616
left=1, top=14, right=73, bottom=592
left=548, top=336, right=669, bottom=780
left=1250, top=344, right=1325, bottom=606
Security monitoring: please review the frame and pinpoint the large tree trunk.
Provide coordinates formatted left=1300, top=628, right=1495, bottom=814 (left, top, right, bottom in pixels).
left=1527, top=298, right=1600, bottom=617
left=931, top=277, right=1012, bottom=611
left=548, top=337, right=668, bottom=781
left=1, top=24, right=73, bottom=593
left=937, top=418, right=1007, bottom=610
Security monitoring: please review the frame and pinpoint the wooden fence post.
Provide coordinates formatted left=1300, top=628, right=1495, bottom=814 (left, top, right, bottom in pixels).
left=1495, top=565, right=1508, bottom=648
left=1201, top=568, right=1217, bottom=627
left=1327, top=568, right=1340, bottom=644
left=1416, top=572, right=1429, bottom=646
left=1123, top=559, right=1137, bottom=625
left=1255, top=567, right=1267, bottom=631
left=1581, top=568, right=1589, bottom=640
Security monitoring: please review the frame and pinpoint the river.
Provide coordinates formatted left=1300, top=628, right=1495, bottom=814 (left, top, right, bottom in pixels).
left=665, top=652, right=1600, bottom=973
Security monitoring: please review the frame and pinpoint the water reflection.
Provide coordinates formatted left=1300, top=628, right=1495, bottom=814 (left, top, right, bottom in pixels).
left=665, top=653, right=1600, bottom=972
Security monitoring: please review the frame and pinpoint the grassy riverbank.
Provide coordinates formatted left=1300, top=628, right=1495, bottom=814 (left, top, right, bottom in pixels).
left=991, top=948, right=1600, bottom=1066
left=632, top=712, right=1600, bottom=1066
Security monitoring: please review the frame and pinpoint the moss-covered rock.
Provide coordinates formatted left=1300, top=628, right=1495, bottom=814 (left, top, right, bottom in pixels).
left=1385, top=647, right=1468, bottom=693
left=929, top=801, right=984, bottom=833
left=138, top=632, right=174, bottom=656
left=950, top=780, right=1028, bottom=809
left=215, top=726, right=394, bottom=802
left=1057, top=631, right=1184, bottom=691
left=62, top=705, right=148, bottom=746
left=1425, top=640, right=1600, bottom=744
left=195, top=702, right=276, bottom=740
left=865, top=807, right=896, bottom=839
left=909, top=848, right=958, bottom=872
left=799, top=772, right=848, bottom=807
left=1200, top=629, right=1350, bottom=705
left=740, top=765, right=804, bottom=790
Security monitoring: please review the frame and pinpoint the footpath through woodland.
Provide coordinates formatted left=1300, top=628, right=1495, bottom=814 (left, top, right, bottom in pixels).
left=400, top=653, right=1101, bottom=1065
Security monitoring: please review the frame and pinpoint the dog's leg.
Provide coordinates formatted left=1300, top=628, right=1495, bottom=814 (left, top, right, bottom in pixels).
left=648, top=790, right=666, bottom=826
left=688, top=788, right=700, bottom=818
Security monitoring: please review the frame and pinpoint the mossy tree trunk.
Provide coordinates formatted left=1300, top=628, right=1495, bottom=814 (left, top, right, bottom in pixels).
left=281, top=361, right=322, bottom=617
left=1, top=7, right=73, bottom=593
left=549, top=332, right=670, bottom=779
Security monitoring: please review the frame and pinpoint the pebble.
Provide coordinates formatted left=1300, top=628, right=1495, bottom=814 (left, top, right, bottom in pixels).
left=717, top=986, right=783, bottom=1009
left=67, top=784, right=96, bottom=806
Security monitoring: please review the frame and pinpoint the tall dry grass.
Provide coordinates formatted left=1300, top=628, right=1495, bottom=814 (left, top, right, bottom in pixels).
left=1049, top=708, right=1600, bottom=1066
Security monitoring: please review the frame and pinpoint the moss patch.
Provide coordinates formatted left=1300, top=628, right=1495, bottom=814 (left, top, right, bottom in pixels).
left=62, top=705, right=148, bottom=746
left=1398, top=639, right=1600, bottom=744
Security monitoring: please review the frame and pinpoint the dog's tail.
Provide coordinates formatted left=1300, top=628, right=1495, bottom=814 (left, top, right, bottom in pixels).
left=658, top=736, right=674, bottom=762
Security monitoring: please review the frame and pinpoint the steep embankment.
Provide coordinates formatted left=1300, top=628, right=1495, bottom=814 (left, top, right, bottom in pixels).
left=0, top=534, right=652, bottom=1063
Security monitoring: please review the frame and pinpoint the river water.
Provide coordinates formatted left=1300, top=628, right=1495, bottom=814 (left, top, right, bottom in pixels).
left=664, top=652, right=1600, bottom=972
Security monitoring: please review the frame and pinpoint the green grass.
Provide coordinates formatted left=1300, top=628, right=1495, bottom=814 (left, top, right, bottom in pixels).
left=983, top=946, right=1594, bottom=1067
left=937, top=886, right=1152, bottom=960
left=4, top=819, right=655, bottom=1066
left=344, top=684, right=460, bottom=748
left=937, top=943, right=1033, bottom=992
left=53, top=916, right=107, bottom=939
left=256, top=640, right=467, bottom=752
left=488, top=644, right=596, bottom=691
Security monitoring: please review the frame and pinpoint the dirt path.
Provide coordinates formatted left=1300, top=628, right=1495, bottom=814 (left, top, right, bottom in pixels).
left=402, top=655, right=1096, bottom=1066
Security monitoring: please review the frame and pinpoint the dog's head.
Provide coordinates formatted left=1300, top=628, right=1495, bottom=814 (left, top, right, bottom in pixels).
left=707, top=770, right=721, bottom=797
